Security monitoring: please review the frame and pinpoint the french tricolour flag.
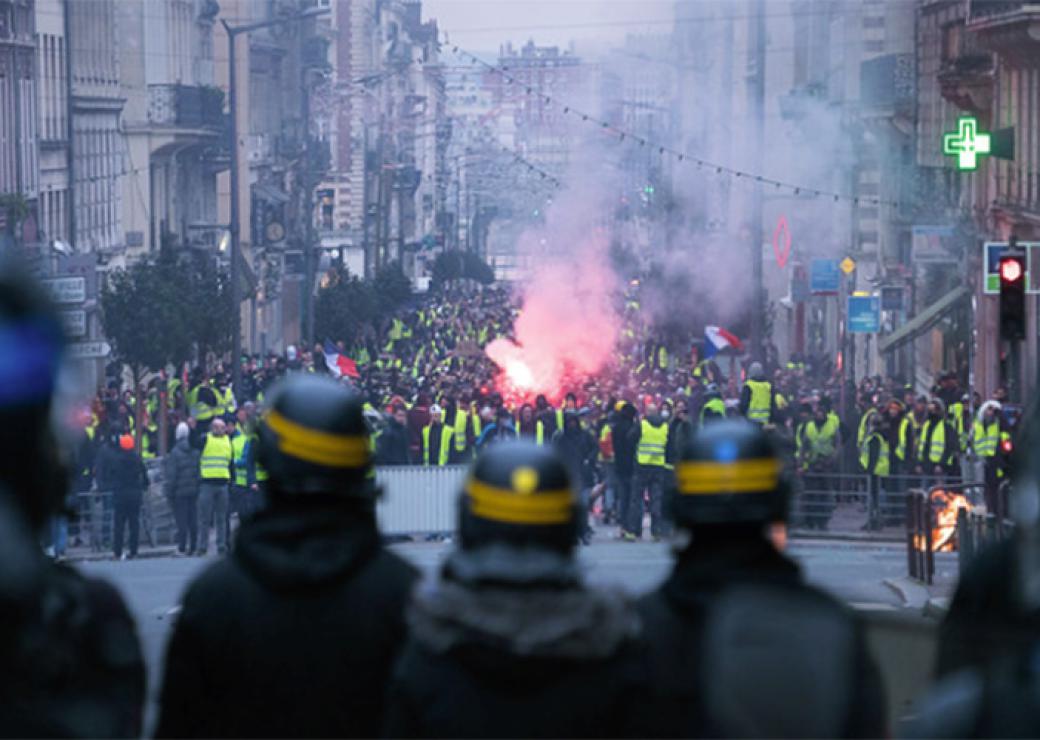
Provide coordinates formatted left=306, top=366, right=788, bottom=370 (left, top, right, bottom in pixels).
left=323, top=339, right=360, bottom=379
left=703, top=326, right=745, bottom=359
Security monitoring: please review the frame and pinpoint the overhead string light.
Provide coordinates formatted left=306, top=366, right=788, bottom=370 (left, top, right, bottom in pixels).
left=444, top=39, right=1002, bottom=217
left=444, top=40, right=914, bottom=210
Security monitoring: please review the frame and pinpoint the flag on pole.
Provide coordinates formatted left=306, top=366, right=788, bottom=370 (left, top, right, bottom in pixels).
left=323, top=339, right=360, bottom=379
left=703, top=326, right=745, bottom=359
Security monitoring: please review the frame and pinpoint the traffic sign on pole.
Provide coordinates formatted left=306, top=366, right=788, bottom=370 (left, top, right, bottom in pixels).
left=810, top=259, right=840, bottom=295
left=847, top=295, right=880, bottom=334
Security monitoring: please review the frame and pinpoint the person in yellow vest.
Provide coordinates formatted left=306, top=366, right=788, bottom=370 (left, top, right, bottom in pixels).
left=627, top=403, right=671, bottom=541
left=450, top=398, right=476, bottom=459
left=699, top=383, right=726, bottom=427
left=974, top=400, right=1010, bottom=515
left=860, top=414, right=890, bottom=531
left=950, top=394, right=973, bottom=457
left=422, top=405, right=455, bottom=466
left=198, top=417, right=233, bottom=555
left=882, top=400, right=913, bottom=477
left=227, top=415, right=256, bottom=532
left=915, top=398, right=957, bottom=482
left=140, top=415, right=159, bottom=460
left=798, top=404, right=842, bottom=530
left=212, top=374, right=237, bottom=418
left=739, top=362, right=775, bottom=426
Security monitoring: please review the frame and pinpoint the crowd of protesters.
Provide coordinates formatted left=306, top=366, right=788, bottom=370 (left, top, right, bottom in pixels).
left=63, top=282, right=1020, bottom=556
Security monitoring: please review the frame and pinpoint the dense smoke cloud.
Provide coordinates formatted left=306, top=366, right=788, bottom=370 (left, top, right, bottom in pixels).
left=486, top=176, right=622, bottom=403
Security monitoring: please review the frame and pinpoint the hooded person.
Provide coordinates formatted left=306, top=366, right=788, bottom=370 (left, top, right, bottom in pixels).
left=634, top=420, right=886, bottom=738
left=163, top=421, right=200, bottom=554
left=739, top=362, right=774, bottom=427
left=915, top=397, right=957, bottom=478
left=383, top=441, right=643, bottom=737
left=156, top=374, right=419, bottom=738
left=610, top=402, right=639, bottom=537
left=974, top=400, right=1010, bottom=516
left=552, top=411, right=598, bottom=544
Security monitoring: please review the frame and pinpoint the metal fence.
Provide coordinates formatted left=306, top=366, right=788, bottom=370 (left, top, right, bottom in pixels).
left=956, top=480, right=1014, bottom=574
left=789, top=472, right=963, bottom=536
left=67, top=463, right=467, bottom=553
left=375, top=465, right=465, bottom=535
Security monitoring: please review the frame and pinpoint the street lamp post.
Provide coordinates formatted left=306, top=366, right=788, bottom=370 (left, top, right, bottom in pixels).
left=221, top=6, right=328, bottom=399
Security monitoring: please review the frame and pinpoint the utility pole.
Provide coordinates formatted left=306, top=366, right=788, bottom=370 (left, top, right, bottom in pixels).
left=747, top=0, right=766, bottom=362
left=300, top=48, right=317, bottom=350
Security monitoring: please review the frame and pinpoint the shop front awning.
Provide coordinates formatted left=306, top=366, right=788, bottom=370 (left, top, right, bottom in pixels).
left=878, top=284, right=970, bottom=354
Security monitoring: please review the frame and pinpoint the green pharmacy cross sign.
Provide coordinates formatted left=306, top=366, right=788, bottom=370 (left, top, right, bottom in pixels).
left=943, top=117, right=991, bottom=171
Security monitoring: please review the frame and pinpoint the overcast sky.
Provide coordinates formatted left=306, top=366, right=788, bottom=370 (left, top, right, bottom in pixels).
left=424, top=0, right=676, bottom=56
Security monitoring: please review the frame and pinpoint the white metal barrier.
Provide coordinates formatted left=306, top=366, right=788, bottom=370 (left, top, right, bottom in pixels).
left=375, top=465, right=467, bottom=535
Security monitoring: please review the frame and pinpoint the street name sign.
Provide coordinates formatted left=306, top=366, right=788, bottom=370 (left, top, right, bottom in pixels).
left=42, top=276, right=86, bottom=305
left=67, top=341, right=111, bottom=359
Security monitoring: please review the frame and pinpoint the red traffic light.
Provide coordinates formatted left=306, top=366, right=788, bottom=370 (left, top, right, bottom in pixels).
left=1000, top=257, right=1024, bottom=283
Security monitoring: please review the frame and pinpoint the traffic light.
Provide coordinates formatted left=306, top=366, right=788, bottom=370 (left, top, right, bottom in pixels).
left=999, top=251, right=1026, bottom=341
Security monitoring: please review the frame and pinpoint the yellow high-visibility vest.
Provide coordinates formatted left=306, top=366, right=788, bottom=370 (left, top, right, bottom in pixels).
left=895, top=417, right=912, bottom=461
left=803, top=416, right=839, bottom=460
left=860, top=432, right=890, bottom=476
left=422, top=425, right=454, bottom=466
left=637, top=419, right=668, bottom=467
left=453, top=409, right=470, bottom=453
left=857, top=408, right=877, bottom=448
left=917, top=420, right=947, bottom=464
left=200, top=433, right=232, bottom=481
left=231, top=432, right=249, bottom=487
left=973, top=419, right=1000, bottom=458
left=745, top=380, right=771, bottom=424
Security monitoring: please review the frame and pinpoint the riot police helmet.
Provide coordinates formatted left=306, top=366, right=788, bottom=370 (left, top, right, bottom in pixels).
left=670, top=419, right=788, bottom=528
left=256, top=374, right=372, bottom=498
left=458, top=440, right=579, bottom=553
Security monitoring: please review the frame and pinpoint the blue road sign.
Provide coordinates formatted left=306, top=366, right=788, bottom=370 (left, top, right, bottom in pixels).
left=848, top=295, right=880, bottom=334
left=810, top=259, right=840, bottom=295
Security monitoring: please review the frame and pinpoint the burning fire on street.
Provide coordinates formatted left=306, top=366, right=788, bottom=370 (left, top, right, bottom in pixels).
left=914, top=489, right=972, bottom=552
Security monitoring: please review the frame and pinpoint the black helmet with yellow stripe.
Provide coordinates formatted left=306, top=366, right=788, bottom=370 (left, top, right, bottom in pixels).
left=459, top=440, right=579, bottom=552
left=670, top=419, right=788, bottom=527
left=256, top=374, right=372, bottom=497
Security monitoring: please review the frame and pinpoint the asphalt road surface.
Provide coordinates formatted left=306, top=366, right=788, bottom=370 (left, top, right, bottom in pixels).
left=75, top=532, right=937, bottom=730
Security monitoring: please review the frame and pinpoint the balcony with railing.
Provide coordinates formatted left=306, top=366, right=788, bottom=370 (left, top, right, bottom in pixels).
left=148, top=84, right=226, bottom=132
left=937, top=52, right=995, bottom=115
left=967, top=1, right=1040, bottom=63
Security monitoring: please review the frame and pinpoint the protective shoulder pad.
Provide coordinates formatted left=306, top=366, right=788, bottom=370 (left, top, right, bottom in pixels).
left=700, top=583, right=856, bottom=738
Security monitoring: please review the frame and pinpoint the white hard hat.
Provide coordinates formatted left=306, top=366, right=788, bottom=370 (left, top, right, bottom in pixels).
left=429, top=404, right=443, bottom=416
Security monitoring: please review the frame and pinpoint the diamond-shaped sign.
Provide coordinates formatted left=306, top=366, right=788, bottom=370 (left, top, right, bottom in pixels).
left=840, top=257, right=856, bottom=275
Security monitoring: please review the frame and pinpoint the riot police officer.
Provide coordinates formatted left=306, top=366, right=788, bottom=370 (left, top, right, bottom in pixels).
left=0, top=258, right=145, bottom=736
left=383, top=440, right=643, bottom=737
left=905, top=406, right=1040, bottom=737
left=156, top=374, right=418, bottom=737
left=634, top=419, right=886, bottom=737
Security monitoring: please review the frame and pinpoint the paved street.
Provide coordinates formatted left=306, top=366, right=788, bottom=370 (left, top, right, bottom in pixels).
left=74, top=531, right=954, bottom=730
